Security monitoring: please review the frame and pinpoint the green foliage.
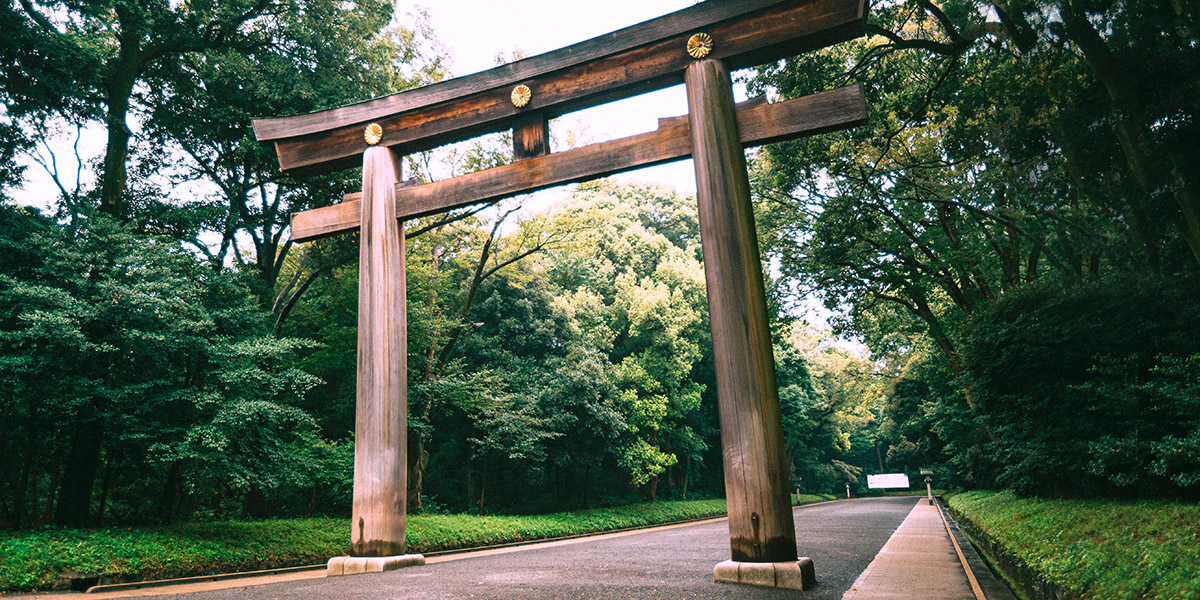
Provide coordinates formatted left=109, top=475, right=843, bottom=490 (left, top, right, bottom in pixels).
left=961, top=277, right=1200, bottom=498
left=775, top=327, right=870, bottom=493
left=617, top=439, right=678, bottom=487
left=0, top=211, right=332, bottom=526
left=0, top=518, right=348, bottom=591
left=949, top=491, right=1200, bottom=600
left=748, top=0, right=1200, bottom=501
left=883, top=347, right=997, bottom=489
left=137, top=1, right=447, bottom=294
left=404, top=499, right=729, bottom=552
left=549, top=182, right=711, bottom=499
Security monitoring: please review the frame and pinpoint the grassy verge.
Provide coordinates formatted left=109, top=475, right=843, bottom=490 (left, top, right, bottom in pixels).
left=0, top=494, right=834, bottom=592
left=794, top=493, right=836, bottom=505
left=948, top=490, right=1200, bottom=600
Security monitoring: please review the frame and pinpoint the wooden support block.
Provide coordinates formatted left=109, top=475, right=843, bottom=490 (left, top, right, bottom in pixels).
left=686, top=58, right=796, bottom=563
left=351, top=146, right=408, bottom=557
left=513, top=111, right=550, bottom=160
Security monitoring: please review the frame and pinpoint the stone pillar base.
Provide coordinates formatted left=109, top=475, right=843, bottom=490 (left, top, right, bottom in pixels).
left=327, top=554, right=425, bottom=576
left=714, top=557, right=815, bottom=590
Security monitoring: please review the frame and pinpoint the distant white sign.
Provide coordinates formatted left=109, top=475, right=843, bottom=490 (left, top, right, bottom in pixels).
left=867, top=473, right=911, bottom=489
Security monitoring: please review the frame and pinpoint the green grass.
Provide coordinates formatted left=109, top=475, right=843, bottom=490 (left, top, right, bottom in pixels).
left=0, top=495, right=831, bottom=592
left=403, top=498, right=730, bottom=553
left=949, top=491, right=1200, bottom=600
left=0, top=518, right=348, bottom=591
left=794, top=493, right=835, bottom=504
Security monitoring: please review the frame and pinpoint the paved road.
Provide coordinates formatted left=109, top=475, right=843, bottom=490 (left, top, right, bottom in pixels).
left=116, top=497, right=920, bottom=600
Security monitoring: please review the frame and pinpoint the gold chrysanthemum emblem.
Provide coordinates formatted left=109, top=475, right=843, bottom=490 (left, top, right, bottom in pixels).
left=687, top=33, right=713, bottom=59
left=364, top=123, right=383, bottom=145
left=511, top=84, right=532, bottom=108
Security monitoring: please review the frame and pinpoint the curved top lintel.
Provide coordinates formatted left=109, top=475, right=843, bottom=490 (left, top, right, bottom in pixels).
left=251, top=0, right=792, bottom=142
left=252, top=0, right=866, bottom=173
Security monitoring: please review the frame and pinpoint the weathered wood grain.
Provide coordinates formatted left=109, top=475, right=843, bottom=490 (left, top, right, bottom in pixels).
left=254, top=0, right=865, bottom=174
left=512, top=111, right=551, bottom=160
left=290, top=84, right=866, bottom=242
left=351, top=147, right=408, bottom=557
left=686, top=58, right=796, bottom=563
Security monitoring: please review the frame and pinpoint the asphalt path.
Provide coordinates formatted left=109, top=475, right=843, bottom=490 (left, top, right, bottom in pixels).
left=102, top=497, right=919, bottom=600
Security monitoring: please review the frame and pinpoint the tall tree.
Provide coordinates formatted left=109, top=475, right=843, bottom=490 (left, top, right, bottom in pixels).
left=749, top=0, right=1197, bottom=411
left=749, top=0, right=1198, bottom=495
left=139, top=3, right=448, bottom=304
left=1, top=0, right=297, bottom=219
left=0, top=207, right=325, bottom=526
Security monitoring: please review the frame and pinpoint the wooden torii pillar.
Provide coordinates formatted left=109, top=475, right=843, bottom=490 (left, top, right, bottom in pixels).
left=252, top=0, right=866, bottom=587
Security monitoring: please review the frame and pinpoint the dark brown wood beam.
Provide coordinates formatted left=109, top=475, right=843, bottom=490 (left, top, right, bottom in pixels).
left=290, top=84, right=866, bottom=242
left=254, top=0, right=865, bottom=175
left=512, top=111, right=550, bottom=160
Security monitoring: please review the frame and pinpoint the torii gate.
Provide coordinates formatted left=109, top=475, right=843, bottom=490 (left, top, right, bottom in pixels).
left=253, top=0, right=866, bottom=589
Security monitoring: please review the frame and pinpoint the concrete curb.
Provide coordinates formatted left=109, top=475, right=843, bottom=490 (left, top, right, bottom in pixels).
left=936, top=498, right=1020, bottom=600
left=942, top=501, right=1039, bottom=600
left=84, top=565, right=325, bottom=594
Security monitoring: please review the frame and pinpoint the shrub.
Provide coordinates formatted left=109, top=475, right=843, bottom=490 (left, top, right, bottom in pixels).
left=961, top=276, right=1200, bottom=498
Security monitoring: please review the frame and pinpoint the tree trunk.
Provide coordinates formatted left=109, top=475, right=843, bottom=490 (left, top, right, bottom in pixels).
left=406, top=406, right=430, bottom=514
left=646, top=476, right=659, bottom=502
left=407, top=245, right=442, bottom=514
left=582, top=464, right=591, bottom=507
left=1060, top=2, right=1189, bottom=269
left=476, top=454, right=487, bottom=516
left=13, top=436, right=42, bottom=528
left=910, top=295, right=1000, bottom=444
left=96, top=447, right=119, bottom=526
left=681, top=457, right=689, bottom=500
left=98, top=65, right=138, bottom=220
left=160, top=461, right=184, bottom=523
left=242, top=486, right=269, bottom=519
left=43, top=457, right=60, bottom=525
left=0, top=402, right=10, bottom=521
left=1166, top=151, right=1200, bottom=266
left=54, top=422, right=104, bottom=527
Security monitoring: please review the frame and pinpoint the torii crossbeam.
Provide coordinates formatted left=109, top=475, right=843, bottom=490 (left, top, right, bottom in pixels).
left=253, top=0, right=867, bottom=588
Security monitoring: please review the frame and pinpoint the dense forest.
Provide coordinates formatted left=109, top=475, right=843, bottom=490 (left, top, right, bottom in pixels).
left=1, top=0, right=1197, bottom=530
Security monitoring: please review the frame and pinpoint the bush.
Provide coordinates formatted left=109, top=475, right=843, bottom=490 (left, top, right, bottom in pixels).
left=961, top=276, right=1200, bottom=498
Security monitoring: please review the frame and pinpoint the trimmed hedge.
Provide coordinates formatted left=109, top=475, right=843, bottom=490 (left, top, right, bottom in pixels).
left=0, top=495, right=833, bottom=591
left=948, top=491, right=1200, bottom=600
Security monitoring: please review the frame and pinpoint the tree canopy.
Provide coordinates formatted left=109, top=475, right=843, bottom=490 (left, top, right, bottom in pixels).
left=748, top=0, right=1199, bottom=499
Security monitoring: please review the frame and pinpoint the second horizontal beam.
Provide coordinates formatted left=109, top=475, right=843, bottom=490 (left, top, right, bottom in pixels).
left=290, top=84, right=866, bottom=242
